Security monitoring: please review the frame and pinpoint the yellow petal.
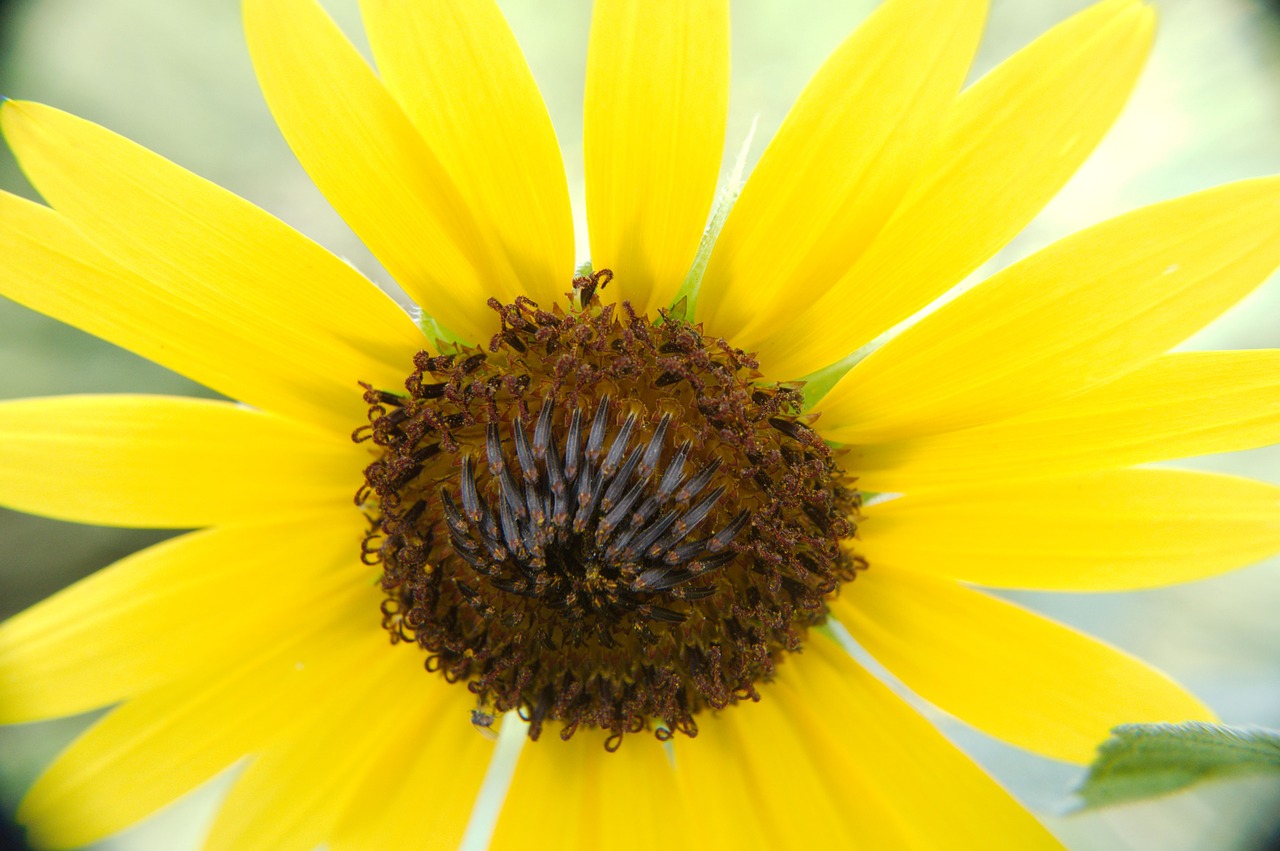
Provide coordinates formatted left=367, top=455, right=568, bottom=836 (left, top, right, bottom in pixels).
left=492, top=732, right=693, bottom=851
left=0, top=511, right=367, bottom=723
left=0, top=195, right=415, bottom=438
left=771, top=636, right=1063, bottom=850
left=583, top=0, right=729, bottom=314
left=696, top=0, right=987, bottom=345
left=858, top=469, right=1280, bottom=591
left=816, top=177, right=1280, bottom=443
left=1, top=102, right=426, bottom=434
left=663, top=636, right=1060, bottom=850
left=832, top=567, right=1215, bottom=763
left=756, top=0, right=1155, bottom=379
left=330, top=688, right=493, bottom=851
left=360, top=0, right=574, bottom=311
left=670, top=681, right=908, bottom=849
left=244, top=0, right=515, bottom=342
left=17, top=579, right=384, bottom=850
left=202, top=651, right=441, bottom=851
left=855, top=350, right=1280, bottom=492
left=0, top=395, right=357, bottom=528
left=666, top=713, right=773, bottom=851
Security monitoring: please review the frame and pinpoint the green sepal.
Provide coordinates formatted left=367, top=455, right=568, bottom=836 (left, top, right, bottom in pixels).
left=799, top=352, right=861, bottom=411
left=670, top=118, right=757, bottom=317
left=413, top=307, right=471, bottom=348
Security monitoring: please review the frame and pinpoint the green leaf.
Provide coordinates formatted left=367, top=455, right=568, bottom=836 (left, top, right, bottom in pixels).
left=1075, top=722, right=1280, bottom=810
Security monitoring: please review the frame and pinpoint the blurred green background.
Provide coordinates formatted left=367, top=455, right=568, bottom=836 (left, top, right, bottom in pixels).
left=1, top=0, right=1279, bottom=849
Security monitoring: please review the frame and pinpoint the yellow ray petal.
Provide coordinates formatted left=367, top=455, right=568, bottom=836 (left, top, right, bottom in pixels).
left=816, top=177, right=1280, bottom=443
left=17, top=579, right=385, bottom=850
left=665, top=639, right=1060, bottom=850
left=696, top=0, right=987, bottom=344
left=0, top=102, right=426, bottom=434
left=670, top=683, right=907, bottom=849
left=329, top=688, right=493, bottom=851
left=244, top=0, right=513, bottom=342
left=770, top=637, right=1063, bottom=849
left=0, top=395, right=357, bottom=528
left=858, top=469, right=1280, bottom=591
left=832, top=567, right=1215, bottom=763
left=0, top=511, right=368, bottom=723
left=583, top=0, right=729, bottom=314
left=492, top=731, right=693, bottom=851
left=360, top=0, right=574, bottom=311
left=854, top=350, right=1280, bottom=492
left=201, top=651, right=441, bottom=851
left=666, top=714, right=772, bottom=851
left=757, top=0, right=1155, bottom=378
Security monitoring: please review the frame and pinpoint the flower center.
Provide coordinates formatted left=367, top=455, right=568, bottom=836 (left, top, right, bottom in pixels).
left=355, top=273, right=862, bottom=749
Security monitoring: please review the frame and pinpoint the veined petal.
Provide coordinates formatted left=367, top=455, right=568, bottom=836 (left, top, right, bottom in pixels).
left=360, top=0, right=574, bottom=310
left=329, top=688, right=492, bottom=851
left=771, top=637, right=1062, bottom=849
left=855, top=350, right=1280, bottom=492
left=0, top=192, right=416, bottom=436
left=670, top=681, right=908, bottom=849
left=0, top=102, right=426, bottom=434
left=0, top=395, right=357, bottom=528
left=816, top=177, right=1280, bottom=443
left=667, top=716, right=772, bottom=851
left=492, top=733, right=693, bottom=851
left=665, top=637, right=1060, bottom=850
left=696, top=0, right=987, bottom=344
left=245, top=0, right=516, bottom=342
left=202, top=652, right=439, bottom=851
left=584, top=0, right=729, bottom=314
left=857, top=469, right=1280, bottom=591
left=0, top=512, right=367, bottom=723
left=17, top=579, right=384, bottom=850
left=757, top=0, right=1155, bottom=378
left=832, top=567, right=1214, bottom=763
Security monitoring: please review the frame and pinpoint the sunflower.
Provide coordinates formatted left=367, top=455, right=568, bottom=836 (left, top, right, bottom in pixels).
left=2, top=0, right=1280, bottom=847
